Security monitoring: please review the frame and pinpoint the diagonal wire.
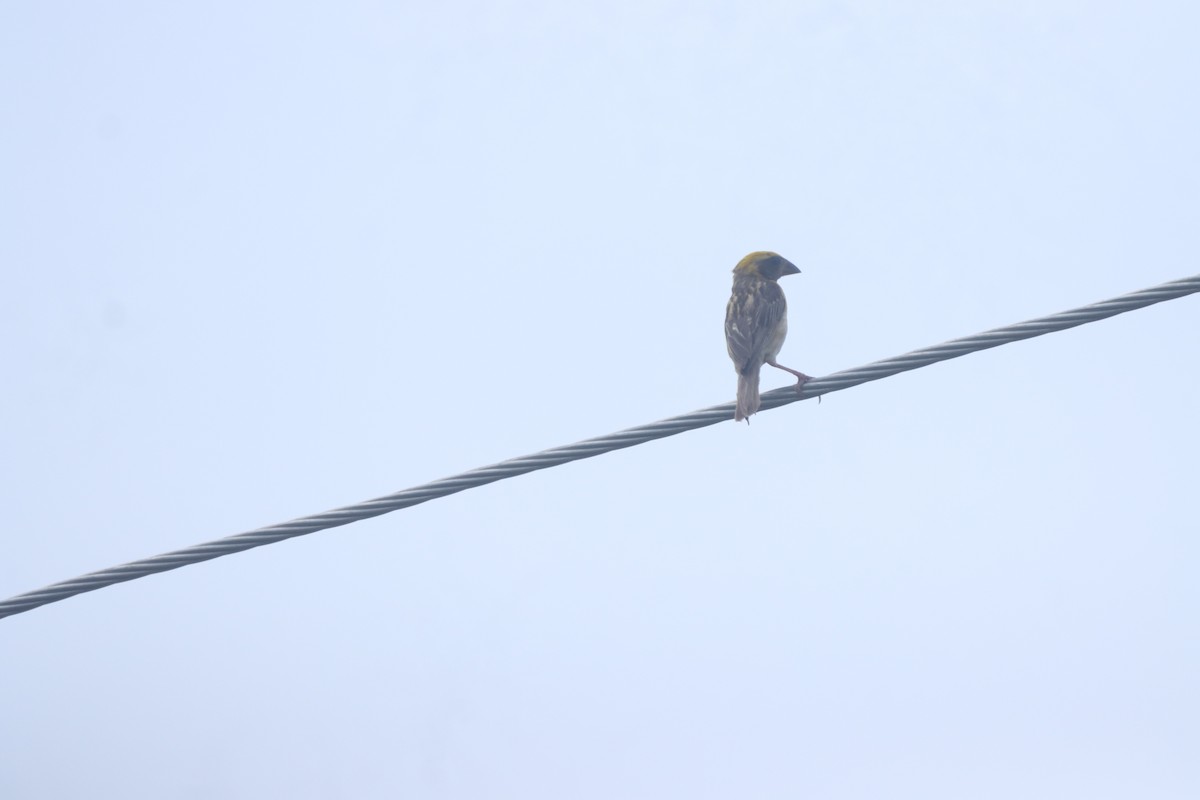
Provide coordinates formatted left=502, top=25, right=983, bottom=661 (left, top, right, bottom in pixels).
left=2, top=274, right=1197, bottom=620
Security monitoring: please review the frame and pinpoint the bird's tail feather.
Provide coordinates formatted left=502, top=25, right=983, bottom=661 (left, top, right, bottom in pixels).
left=735, top=369, right=760, bottom=422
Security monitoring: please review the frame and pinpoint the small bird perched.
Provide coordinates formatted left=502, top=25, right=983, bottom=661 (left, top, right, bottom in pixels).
left=724, top=251, right=811, bottom=422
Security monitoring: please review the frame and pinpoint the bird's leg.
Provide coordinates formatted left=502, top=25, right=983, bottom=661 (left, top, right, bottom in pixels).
left=765, top=359, right=812, bottom=393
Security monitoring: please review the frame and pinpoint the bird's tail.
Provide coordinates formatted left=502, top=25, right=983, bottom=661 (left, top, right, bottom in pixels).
left=735, top=369, right=760, bottom=422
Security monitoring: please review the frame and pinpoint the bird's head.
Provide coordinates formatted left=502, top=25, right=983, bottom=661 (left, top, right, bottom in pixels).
left=733, top=251, right=800, bottom=281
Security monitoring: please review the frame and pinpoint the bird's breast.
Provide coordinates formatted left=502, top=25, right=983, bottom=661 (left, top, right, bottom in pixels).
left=763, top=314, right=788, bottom=359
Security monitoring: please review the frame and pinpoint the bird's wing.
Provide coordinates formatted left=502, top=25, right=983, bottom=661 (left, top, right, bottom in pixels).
left=725, top=279, right=786, bottom=373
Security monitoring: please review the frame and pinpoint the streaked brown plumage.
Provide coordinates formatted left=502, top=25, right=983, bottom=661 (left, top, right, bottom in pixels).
left=724, top=251, right=811, bottom=422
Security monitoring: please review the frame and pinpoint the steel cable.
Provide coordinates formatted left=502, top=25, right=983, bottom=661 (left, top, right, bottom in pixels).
left=2, top=273, right=1197, bottom=620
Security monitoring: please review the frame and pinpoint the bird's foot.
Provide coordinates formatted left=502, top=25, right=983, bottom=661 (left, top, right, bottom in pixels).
left=794, top=373, right=819, bottom=403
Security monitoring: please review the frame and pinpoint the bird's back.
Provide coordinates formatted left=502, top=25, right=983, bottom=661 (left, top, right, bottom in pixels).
left=725, top=274, right=789, bottom=374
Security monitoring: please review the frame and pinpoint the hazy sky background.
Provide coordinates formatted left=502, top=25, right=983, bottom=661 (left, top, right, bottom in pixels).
left=2, top=2, right=1198, bottom=797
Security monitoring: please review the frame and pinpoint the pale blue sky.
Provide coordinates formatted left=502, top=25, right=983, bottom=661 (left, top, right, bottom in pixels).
left=2, top=2, right=1198, bottom=798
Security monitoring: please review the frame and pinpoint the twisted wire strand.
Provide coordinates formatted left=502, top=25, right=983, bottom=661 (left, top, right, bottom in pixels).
left=2, top=274, right=1197, bottom=620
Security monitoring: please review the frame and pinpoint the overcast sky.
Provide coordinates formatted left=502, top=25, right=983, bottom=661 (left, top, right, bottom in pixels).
left=2, top=2, right=1198, bottom=798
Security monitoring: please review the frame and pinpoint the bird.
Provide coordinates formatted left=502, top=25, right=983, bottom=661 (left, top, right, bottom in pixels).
left=724, top=251, right=811, bottom=422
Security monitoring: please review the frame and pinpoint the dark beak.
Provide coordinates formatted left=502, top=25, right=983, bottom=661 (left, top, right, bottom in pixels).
left=782, top=260, right=801, bottom=276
